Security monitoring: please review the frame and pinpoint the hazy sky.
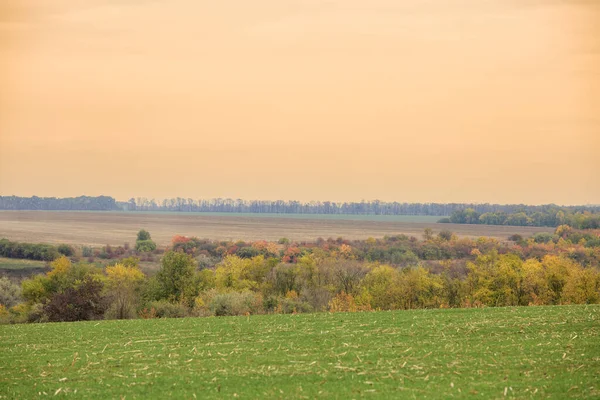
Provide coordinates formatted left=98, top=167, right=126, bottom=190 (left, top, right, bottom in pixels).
left=1, top=0, right=598, bottom=205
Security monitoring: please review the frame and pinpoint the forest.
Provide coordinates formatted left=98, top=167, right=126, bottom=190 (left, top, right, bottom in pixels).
left=1, top=224, right=599, bottom=323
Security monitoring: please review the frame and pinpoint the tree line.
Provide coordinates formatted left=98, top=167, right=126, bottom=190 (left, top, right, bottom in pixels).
left=443, top=208, right=600, bottom=229
left=0, top=196, right=118, bottom=211
left=1, top=196, right=599, bottom=222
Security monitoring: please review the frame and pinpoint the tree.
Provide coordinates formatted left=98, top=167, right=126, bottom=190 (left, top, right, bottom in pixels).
left=332, top=260, right=369, bottom=295
left=423, top=228, right=434, bottom=241
left=135, top=229, right=156, bottom=252
left=156, top=251, right=198, bottom=304
left=137, top=229, right=151, bottom=241
left=105, top=263, right=146, bottom=319
left=43, top=276, right=107, bottom=322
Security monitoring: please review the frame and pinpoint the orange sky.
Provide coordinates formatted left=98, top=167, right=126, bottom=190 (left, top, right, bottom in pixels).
left=1, top=1, right=598, bottom=205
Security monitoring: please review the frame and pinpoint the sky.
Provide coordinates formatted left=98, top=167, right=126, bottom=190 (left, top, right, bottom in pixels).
left=0, top=0, right=599, bottom=205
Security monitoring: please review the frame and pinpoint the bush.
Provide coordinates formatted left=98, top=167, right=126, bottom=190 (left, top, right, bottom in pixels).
left=82, top=246, right=93, bottom=257
left=508, top=234, right=523, bottom=242
left=141, top=300, right=188, bottom=319
left=277, top=296, right=313, bottom=314
left=137, top=229, right=151, bottom=241
left=236, top=247, right=261, bottom=259
left=209, top=291, right=263, bottom=316
left=438, top=230, right=454, bottom=241
left=0, top=239, right=60, bottom=261
left=44, top=276, right=107, bottom=322
left=533, top=232, right=555, bottom=244
left=57, top=244, right=75, bottom=257
left=136, top=240, right=157, bottom=253
left=26, top=303, right=47, bottom=323
left=0, top=277, right=22, bottom=308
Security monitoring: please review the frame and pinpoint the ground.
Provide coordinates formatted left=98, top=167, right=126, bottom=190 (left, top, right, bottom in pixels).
left=0, top=211, right=552, bottom=246
left=0, top=305, right=598, bottom=398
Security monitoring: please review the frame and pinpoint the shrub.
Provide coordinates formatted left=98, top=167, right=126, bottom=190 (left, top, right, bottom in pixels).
left=57, top=244, right=75, bottom=257
left=0, top=239, right=60, bottom=261
left=82, top=246, right=93, bottom=257
left=26, top=303, right=47, bottom=323
left=438, top=230, right=454, bottom=241
left=136, top=240, right=157, bottom=253
left=328, top=292, right=370, bottom=312
left=44, top=276, right=107, bottom=322
left=508, top=234, right=523, bottom=243
left=0, top=277, right=22, bottom=308
left=137, top=229, right=151, bottom=241
left=141, top=300, right=188, bottom=319
left=209, top=291, right=263, bottom=316
left=236, top=247, right=261, bottom=259
left=277, top=296, right=313, bottom=314
left=533, top=232, right=555, bottom=244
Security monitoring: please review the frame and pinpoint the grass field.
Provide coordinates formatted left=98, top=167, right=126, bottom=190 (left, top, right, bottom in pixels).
left=0, top=257, right=47, bottom=271
left=1, top=306, right=598, bottom=399
left=0, top=211, right=552, bottom=246
left=0, top=257, right=49, bottom=280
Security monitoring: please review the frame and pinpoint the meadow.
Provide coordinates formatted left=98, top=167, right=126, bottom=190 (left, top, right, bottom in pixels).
left=1, top=305, right=598, bottom=399
left=0, top=211, right=552, bottom=246
left=0, top=257, right=46, bottom=271
left=0, top=257, right=49, bottom=279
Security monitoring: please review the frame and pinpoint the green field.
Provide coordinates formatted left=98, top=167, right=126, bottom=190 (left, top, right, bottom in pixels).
left=1, top=306, right=598, bottom=399
left=0, top=257, right=47, bottom=271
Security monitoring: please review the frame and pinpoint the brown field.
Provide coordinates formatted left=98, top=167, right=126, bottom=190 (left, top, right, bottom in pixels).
left=0, top=211, right=553, bottom=246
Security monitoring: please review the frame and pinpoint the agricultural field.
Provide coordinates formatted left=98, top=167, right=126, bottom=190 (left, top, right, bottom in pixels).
left=0, top=305, right=598, bottom=398
left=0, top=211, right=552, bottom=246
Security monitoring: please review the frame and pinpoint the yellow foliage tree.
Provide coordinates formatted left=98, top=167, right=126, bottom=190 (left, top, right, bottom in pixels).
left=215, top=255, right=265, bottom=291
left=105, top=263, right=145, bottom=319
left=47, top=256, right=71, bottom=278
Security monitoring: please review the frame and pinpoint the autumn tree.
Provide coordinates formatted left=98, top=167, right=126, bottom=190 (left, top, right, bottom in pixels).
left=105, top=263, right=146, bottom=319
left=155, top=251, right=198, bottom=305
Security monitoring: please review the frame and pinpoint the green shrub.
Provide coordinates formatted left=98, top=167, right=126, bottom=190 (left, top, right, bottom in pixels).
left=136, top=240, right=157, bottom=253
left=533, top=232, right=555, bottom=244
left=82, top=246, right=93, bottom=257
left=0, top=277, right=22, bottom=308
left=143, top=300, right=188, bottom=318
left=278, top=297, right=313, bottom=314
left=137, top=229, right=152, bottom=241
left=57, top=244, right=75, bottom=257
left=209, top=291, right=263, bottom=316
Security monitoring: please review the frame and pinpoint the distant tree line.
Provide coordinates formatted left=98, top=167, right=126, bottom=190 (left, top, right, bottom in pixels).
left=1, top=196, right=598, bottom=229
left=125, top=197, right=600, bottom=217
left=443, top=208, right=600, bottom=229
left=0, top=196, right=118, bottom=211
